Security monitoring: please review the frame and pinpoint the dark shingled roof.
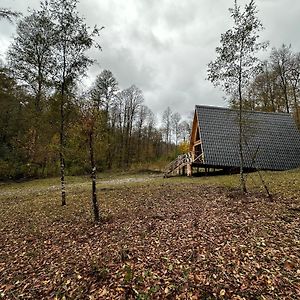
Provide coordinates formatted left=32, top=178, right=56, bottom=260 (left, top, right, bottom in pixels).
left=196, top=105, right=300, bottom=170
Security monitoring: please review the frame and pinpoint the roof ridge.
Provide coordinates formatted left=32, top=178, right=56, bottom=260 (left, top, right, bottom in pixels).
left=195, top=105, right=292, bottom=117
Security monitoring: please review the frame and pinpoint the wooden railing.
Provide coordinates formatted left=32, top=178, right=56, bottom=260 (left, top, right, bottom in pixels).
left=194, top=152, right=204, bottom=163
left=164, top=152, right=193, bottom=176
left=164, top=151, right=204, bottom=177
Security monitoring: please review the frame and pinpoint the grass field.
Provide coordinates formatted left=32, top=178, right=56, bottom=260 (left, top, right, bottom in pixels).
left=0, top=169, right=299, bottom=299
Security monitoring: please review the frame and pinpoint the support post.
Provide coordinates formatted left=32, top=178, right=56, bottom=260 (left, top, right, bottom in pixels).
left=187, top=164, right=192, bottom=177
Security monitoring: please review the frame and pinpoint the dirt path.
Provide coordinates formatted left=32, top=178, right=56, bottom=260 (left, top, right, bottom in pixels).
left=0, top=174, right=159, bottom=199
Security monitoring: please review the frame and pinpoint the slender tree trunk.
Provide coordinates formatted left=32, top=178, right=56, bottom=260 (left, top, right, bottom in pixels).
left=31, top=76, right=43, bottom=168
left=36, top=66, right=42, bottom=113
left=107, top=129, right=113, bottom=169
left=166, top=128, right=169, bottom=155
left=281, top=78, right=290, bottom=113
left=60, top=90, right=66, bottom=206
left=108, top=121, right=116, bottom=169
left=238, top=60, right=247, bottom=194
left=284, top=88, right=290, bottom=113
left=124, top=121, right=130, bottom=168
left=89, top=128, right=100, bottom=222
left=105, top=107, right=112, bottom=169
left=146, top=128, right=151, bottom=160
left=118, top=130, right=124, bottom=168
left=42, top=157, right=47, bottom=177
left=60, top=44, right=67, bottom=206
left=127, top=119, right=134, bottom=166
left=257, top=170, right=272, bottom=199
left=270, top=96, right=276, bottom=112
left=292, top=87, right=300, bottom=127
left=238, top=104, right=247, bottom=193
left=266, top=66, right=276, bottom=112
left=268, top=83, right=276, bottom=112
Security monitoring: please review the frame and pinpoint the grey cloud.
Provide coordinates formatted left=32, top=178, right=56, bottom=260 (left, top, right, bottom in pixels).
left=1, top=0, right=300, bottom=120
left=88, top=44, right=156, bottom=91
left=128, top=27, right=170, bottom=52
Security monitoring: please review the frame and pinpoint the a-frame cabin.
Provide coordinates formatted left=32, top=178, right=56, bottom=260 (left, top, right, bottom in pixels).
left=189, top=108, right=204, bottom=166
left=165, top=105, right=300, bottom=176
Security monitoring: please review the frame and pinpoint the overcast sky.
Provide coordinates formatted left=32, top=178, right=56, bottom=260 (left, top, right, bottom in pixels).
left=1, top=0, right=300, bottom=120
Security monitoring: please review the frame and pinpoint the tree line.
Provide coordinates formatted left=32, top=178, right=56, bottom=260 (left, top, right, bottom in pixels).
left=230, top=44, right=300, bottom=128
left=0, top=0, right=190, bottom=185
left=0, top=66, right=189, bottom=181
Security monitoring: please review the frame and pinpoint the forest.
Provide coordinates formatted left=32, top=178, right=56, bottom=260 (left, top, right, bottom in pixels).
left=230, top=44, right=300, bottom=125
left=1, top=1, right=300, bottom=182
left=0, top=2, right=190, bottom=181
left=1, top=1, right=300, bottom=299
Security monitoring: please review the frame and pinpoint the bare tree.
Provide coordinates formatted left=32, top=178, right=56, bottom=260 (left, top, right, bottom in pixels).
left=247, top=61, right=278, bottom=112
left=179, top=120, right=191, bottom=142
left=118, top=85, right=144, bottom=167
left=271, top=44, right=293, bottom=113
left=135, top=105, right=149, bottom=160
left=162, top=107, right=172, bottom=153
left=90, top=70, right=119, bottom=168
left=171, top=112, right=181, bottom=146
left=288, top=52, right=300, bottom=126
left=236, top=44, right=300, bottom=127
left=144, top=109, right=156, bottom=159
left=0, top=8, right=21, bottom=23
left=208, top=0, right=268, bottom=193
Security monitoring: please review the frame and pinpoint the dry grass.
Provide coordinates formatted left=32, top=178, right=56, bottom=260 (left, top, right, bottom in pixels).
left=0, top=169, right=299, bottom=299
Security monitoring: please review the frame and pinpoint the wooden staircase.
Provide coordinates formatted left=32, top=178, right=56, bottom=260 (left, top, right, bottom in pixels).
left=164, top=152, right=193, bottom=177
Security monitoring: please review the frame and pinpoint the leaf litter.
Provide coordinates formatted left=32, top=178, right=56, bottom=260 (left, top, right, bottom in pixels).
left=0, top=181, right=299, bottom=299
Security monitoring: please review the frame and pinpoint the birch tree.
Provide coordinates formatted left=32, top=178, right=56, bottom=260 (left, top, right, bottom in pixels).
left=7, top=8, right=54, bottom=113
left=83, top=107, right=100, bottom=222
left=207, top=0, right=268, bottom=193
left=49, top=0, right=101, bottom=205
